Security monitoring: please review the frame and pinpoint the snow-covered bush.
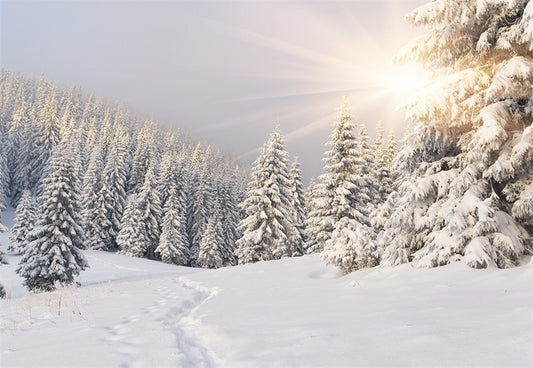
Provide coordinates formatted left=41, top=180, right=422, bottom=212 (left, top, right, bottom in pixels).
left=322, top=217, right=378, bottom=274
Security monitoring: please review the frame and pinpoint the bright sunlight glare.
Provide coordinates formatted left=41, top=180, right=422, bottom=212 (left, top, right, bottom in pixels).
left=382, top=64, right=427, bottom=96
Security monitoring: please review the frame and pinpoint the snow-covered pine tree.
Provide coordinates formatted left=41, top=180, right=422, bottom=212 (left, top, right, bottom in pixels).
left=97, top=126, right=131, bottom=250
left=81, top=143, right=105, bottom=229
left=117, top=164, right=162, bottom=259
left=8, top=104, right=34, bottom=205
left=216, top=177, right=241, bottom=266
left=0, top=141, right=8, bottom=221
left=16, top=141, right=88, bottom=292
left=357, top=124, right=380, bottom=211
left=8, top=190, right=38, bottom=254
left=188, top=158, right=215, bottom=266
left=85, top=183, right=114, bottom=250
left=373, top=121, right=394, bottom=203
left=235, top=126, right=299, bottom=263
left=198, top=208, right=225, bottom=269
left=0, top=124, right=12, bottom=210
left=157, top=152, right=179, bottom=208
left=380, top=0, right=533, bottom=269
left=27, top=93, right=60, bottom=193
left=288, top=157, right=306, bottom=255
left=156, top=185, right=189, bottom=265
left=128, top=123, right=154, bottom=193
left=116, top=193, right=146, bottom=257
left=305, top=99, right=365, bottom=252
left=385, top=131, right=399, bottom=188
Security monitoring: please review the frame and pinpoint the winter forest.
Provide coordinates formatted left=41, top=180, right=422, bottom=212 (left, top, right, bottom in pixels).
left=0, top=0, right=532, bottom=367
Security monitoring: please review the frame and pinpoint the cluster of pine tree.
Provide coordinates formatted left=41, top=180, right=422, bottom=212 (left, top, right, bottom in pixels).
left=302, top=100, right=398, bottom=273
left=311, top=0, right=533, bottom=273
left=235, top=109, right=398, bottom=269
left=0, top=70, right=247, bottom=293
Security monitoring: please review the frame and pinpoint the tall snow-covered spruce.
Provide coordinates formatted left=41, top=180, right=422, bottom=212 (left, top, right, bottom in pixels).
left=236, top=126, right=301, bottom=264
left=117, top=164, right=162, bottom=259
left=16, top=141, right=88, bottom=292
left=380, top=0, right=533, bottom=269
left=305, top=99, right=367, bottom=254
left=8, top=190, right=38, bottom=254
left=156, top=185, right=189, bottom=265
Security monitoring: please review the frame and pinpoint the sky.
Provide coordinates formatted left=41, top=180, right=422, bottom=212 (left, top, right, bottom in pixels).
left=0, top=0, right=426, bottom=181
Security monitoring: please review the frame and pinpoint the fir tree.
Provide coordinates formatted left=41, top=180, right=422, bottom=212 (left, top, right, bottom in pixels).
left=305, top=99, right=364, bottom=252
left=216, top=177, right=241, bottom=266
left=0, top=142, right=8, bottom=229
left=128, top=123, right=154, bottom=193
left=373, top=122, right=394, bottom=203
left=156, top=185, right=189, bottom=265
left=81, top=143, right=105, bottom=236
left=91, top=126, right=130, bottom=250
left=27, top=93, right=60, bottom=193
left=380, top=0, right=533, bottom=268
left=236, top=126, right=299, bottom=263
left=189, top=160, right=214, bottom=266
left=116, top=194, right=146, bottom=257
left=16, top=142, right=88, bottom=292
left=288, top=157, right=306, bottom=255
left=117, top=164, right=162, bottom=259
left=198, top=210, right=224, bottom=269
left=358, top=124, right=381, bottom=211
left=8, top=190, right=38, bottom=254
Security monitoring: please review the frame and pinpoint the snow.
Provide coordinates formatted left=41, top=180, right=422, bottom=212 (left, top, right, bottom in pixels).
left=1, top=210, right=532, bottom=367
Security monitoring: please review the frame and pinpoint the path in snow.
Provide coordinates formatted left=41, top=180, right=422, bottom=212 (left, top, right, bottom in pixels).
left=0, top=246, right=220, bottom=368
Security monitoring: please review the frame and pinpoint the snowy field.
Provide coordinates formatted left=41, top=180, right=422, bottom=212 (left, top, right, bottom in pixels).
left=1, top=209, right=532, bottom=367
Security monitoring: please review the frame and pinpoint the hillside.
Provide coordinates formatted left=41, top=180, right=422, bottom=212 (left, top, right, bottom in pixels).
left=1, top=209, right=531, bottom=368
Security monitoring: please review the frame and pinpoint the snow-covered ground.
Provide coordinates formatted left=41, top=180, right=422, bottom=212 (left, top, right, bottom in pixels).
left=1, top=209, right=532, bottom=367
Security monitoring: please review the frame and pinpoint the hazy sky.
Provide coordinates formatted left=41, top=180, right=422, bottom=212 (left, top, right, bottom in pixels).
left=1, top=0, right=426, bottom=180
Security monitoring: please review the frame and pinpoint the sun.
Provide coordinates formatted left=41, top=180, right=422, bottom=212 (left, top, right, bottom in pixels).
left=383, top=64, right=427, bottom=96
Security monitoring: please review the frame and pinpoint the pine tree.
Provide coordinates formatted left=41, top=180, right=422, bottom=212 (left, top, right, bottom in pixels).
left=116, top=194, right=146, bottom=257
left=27, top=93, right=60, bottom=193
left=188, top=160, right=214, bottom=266
left=305, top=99, right=364, bottom=252
left=9, top=104, right=34, bottom=204
left=357, top=124, right=380, bottom=211
left=117, top=164, right=162, bottom=259
left=380, top=0, right=533, bottom=268
left=216, top=177, right=241, bottom=266
left=81, top=143, right=105, bottom=235
left=156, top=185, right=189, bottom=265
left=302, top=178, right=319, bottom=253
left=288, top=157, right=306, bottom=255
left=16, top=142, right=88, bottom=292
left=198, top=210, right=224, bottom=269
left=86, top=183, right=114, bottom=250
left=373, top=122, right=394, bottom=203
left=91, top=126, right=130, bottom=250
left=236, top=126, right=299, bottom=263
left=128, top=123, right=154, bottom=193
left=0, top=141, right=8, bottom=229
left=8, top=191, right=38, bottom=254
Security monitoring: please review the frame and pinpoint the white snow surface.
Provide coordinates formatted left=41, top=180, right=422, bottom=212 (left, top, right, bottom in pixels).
left=1, top=209, right=532, bottom=367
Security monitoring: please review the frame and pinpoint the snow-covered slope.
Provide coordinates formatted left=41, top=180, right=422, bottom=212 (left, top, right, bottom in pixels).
left=1, top=218, right=532, bottom=367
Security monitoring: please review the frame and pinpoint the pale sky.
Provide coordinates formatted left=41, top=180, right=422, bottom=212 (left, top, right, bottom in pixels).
left=0, top=0, right=426, bottom=180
